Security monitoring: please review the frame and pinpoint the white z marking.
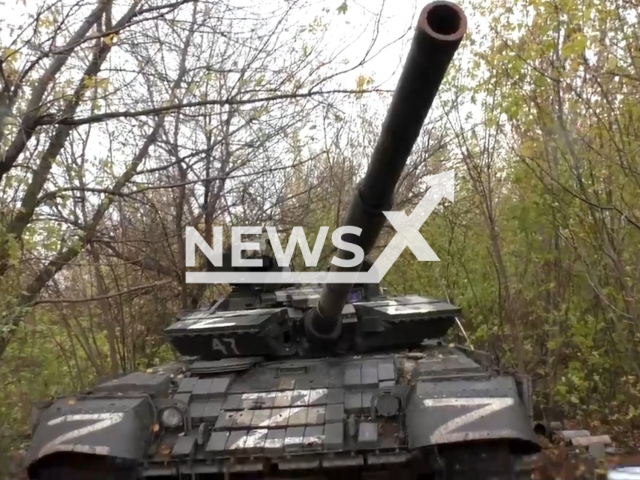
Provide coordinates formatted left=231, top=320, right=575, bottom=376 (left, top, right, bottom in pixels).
left=231, top=389, right=327, bottom=449
left=383, top=304, right=436, bottom=315
left=188, top=318, right=236, bottom=329
left=39, top=413, right=124, bottom=458
left=423, top=397, right=515, bottom=443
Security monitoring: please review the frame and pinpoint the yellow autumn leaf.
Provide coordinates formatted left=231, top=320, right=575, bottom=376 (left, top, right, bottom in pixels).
left=2, top=48, right=19, bottom=62
left=561, top=33, right=587, bottom=58
left=82, top=76, right=96, bottom=88
left=355, top=75, right=372, bottom=91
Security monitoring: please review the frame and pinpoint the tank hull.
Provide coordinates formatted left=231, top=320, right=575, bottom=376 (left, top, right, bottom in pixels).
left=27, top=343, right=539, bottom=479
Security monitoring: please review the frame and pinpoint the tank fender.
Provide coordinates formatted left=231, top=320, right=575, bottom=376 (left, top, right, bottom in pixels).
left=405, top=375, right=540, bottom=450
left=25, top=396, right=155, bottom=467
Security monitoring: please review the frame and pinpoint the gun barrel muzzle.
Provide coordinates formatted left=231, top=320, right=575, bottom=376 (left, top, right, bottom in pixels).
left=306, top=1, right=467, bottom=341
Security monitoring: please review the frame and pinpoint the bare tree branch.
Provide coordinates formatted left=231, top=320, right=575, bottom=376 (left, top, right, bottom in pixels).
left=33, top=280, right=172, bottom=305
left=36, top=88, right=390, bottom=126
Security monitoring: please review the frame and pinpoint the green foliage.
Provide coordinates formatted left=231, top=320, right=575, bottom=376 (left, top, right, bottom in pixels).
left=0, top=318, right=97, bottom=460
left=384, top=0, right=640, bottom=431
left=2, top=0, right=640, bottom=469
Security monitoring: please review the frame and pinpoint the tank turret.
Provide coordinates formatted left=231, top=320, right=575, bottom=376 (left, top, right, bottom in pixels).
left=304, top=1, right=467, bottom=343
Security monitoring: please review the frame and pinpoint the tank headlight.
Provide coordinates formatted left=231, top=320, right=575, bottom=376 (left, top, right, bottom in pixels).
left=161, top=407, right=183, bottom=429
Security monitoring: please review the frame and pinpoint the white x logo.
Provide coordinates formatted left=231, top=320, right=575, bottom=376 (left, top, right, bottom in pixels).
left=370, top=170, right=455, bottom=281
left=185, top=170, right=455, bottom=284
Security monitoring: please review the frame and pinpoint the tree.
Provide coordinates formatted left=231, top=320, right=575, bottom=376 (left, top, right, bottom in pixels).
left=0, top=0, right=389, bottom=359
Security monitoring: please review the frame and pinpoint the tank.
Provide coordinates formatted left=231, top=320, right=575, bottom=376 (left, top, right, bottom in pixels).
left=23, top=2, right=569, bottom=479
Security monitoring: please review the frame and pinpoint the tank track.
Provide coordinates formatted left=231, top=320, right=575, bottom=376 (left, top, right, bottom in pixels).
left=32, top=430, right=615, bottom=480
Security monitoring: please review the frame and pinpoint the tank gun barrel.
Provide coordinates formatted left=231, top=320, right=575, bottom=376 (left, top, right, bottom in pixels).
left=305, top=1, right=467, bottom=342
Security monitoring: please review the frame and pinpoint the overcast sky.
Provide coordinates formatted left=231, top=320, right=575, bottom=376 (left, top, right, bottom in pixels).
left=1, top=0, right=473, bottom=92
